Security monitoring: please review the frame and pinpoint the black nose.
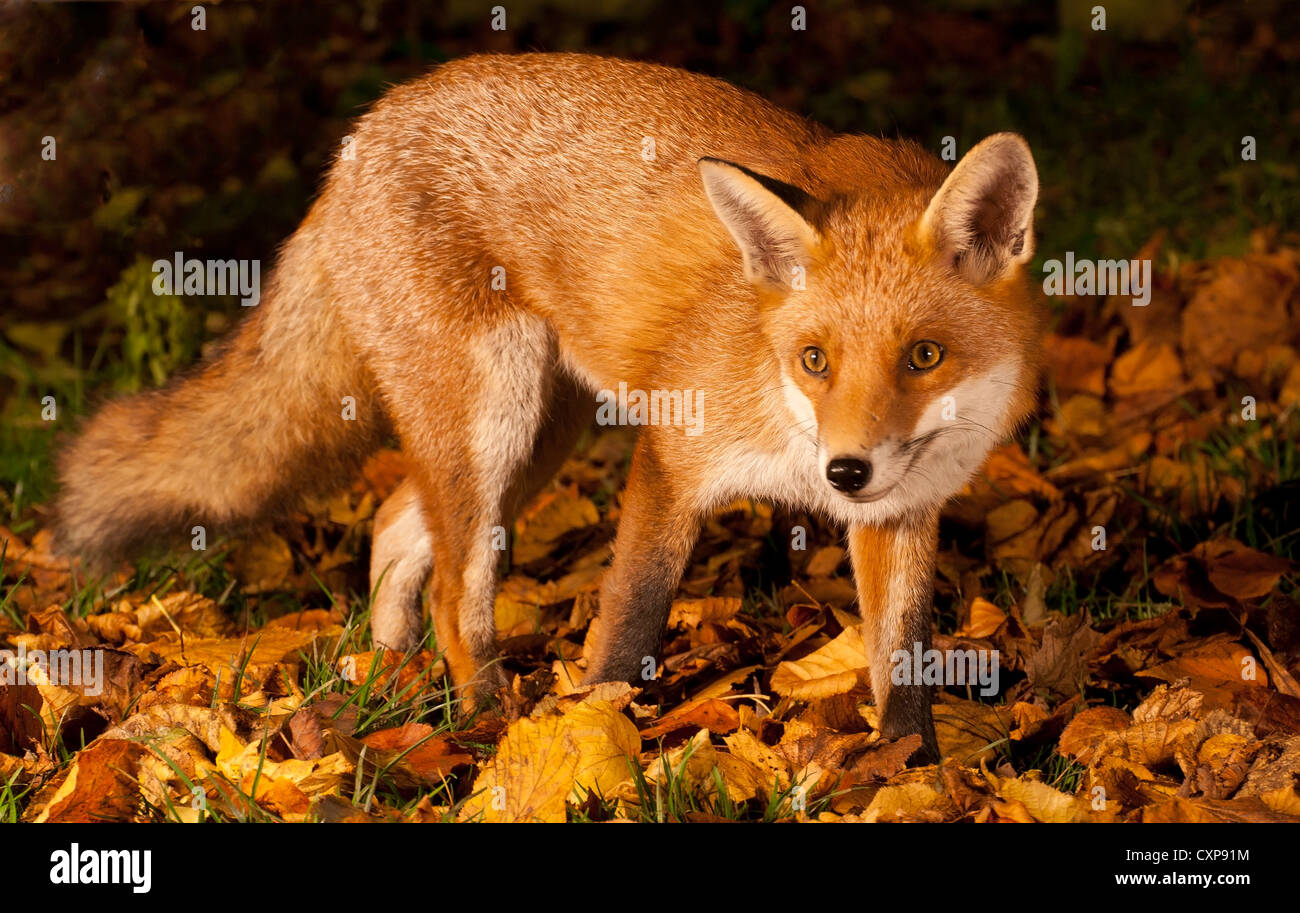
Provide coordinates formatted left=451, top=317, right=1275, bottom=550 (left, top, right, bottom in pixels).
left=826, top=457, right=871, bottom=493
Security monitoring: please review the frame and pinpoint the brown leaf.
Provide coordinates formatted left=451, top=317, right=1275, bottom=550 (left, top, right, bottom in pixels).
left=1237, top=735, right=1300, bottom=797
left=1137, top=795, right=1300, bottom=823
left=1058, top=706, right=1133, bottom=764
left=286, top=708, right=327, bottom=760
left=1241, top=627, right=1300, bottom=699
left=640, top=698, right=740, bottom=740
left=1180, top=253, right=1298, bottom=374
left=667, top=597, right=743, bottom=629
left=1198, top=540, right=1293, bottom=601
left=956, top=598, right=1006, bottom=639
left=1027, top=613, right=1102, bottom=700
left=845, top=735, right=922, bottom=782
left=974, top=446, right=1061, bottom=501
left=361, top=722, right=474, bottom=784
left=931, top=699, right=1012, bottom=764
left=230, top=531, right=295, bottom=592
left=1186, top=731, right=1260, bottom=799
left=803, top=546, right=846, bottom=578
left=774, top=729, right=878, bottom=772
left=1044, top=333, right=1111, bottom=397
left=1139, top=641, right=1268, bottom=704
left=0, top=680, right=43, bottom=754
left=1109, top=341, right=1184, bottom=399
left=28, top=739, right=145, bottom=822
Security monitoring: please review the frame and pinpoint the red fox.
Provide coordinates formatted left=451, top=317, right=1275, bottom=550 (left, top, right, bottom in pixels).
left=54, top=53, right=1042, bottom=761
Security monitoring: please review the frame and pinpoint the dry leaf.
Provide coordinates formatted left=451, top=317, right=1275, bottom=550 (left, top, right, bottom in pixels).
left=461, top=700, right=640, bottom=822
left=770, top=626, right=869, bottom=700
left=640, top=698, right=740, bottom=739
left=28, top=739, right=145, bottom=823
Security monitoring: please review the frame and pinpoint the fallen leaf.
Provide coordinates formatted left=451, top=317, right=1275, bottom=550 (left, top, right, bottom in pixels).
left=770, top=626, right=869, bottom=700
left=28, top=739, right=145, bottom=823
left=863, top=780, right=950, bottom=822
left=641, top=729, right=770, bottom=805
left=640, top=698, right=740, bottom=740
left=956, top=598, right=1006, bottom=639
left=360, top=722, right=474, bottom=784
left=460, top=700, right=640, bottom=822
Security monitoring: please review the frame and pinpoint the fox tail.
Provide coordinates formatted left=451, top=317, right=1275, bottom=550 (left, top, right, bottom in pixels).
left=53, top=228, right=387, bottom=565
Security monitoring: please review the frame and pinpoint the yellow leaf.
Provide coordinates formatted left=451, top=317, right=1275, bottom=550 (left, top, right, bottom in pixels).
left=770, top=626, right=869, bottom=700
left=494, top=592, right=539, bottom=637
left=133, top=625, right=342, bottom=692
left=513, top=490, right=600, bottom=564
left=957, top=597, right=1006, bottom=639
left=231, top=531, right=294, bottom=592
left=863, top=781, right=946, bottom=822
left=642, top=729, right=769, bottom=804
left=460, top=700, right=640, bottom=822
left=1109, top=341, right=1185, bottom=398
left=722, top=728, right=791, bottom=793
left=668, top=597, right=743, bottom=629
left=216, top=726, right=352, bottom=805
left=997, top=776, right=1082, bottom=822
left=1259, top=786, right=1300, bottom=817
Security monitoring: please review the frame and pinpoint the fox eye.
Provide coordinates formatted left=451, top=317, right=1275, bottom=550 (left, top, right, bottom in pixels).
left=801, top=346, right=828, bottom=376
left=907, top=340, right=944, bottom=371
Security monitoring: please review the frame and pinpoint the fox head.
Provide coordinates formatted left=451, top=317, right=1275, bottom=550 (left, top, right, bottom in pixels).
left=699, top=134, right=1043, bottom=522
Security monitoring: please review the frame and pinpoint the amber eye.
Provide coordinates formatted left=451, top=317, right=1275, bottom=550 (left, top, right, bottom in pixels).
left=907, top=340, right=944, bottom=370
left=801, top=346, right=828, bottom=375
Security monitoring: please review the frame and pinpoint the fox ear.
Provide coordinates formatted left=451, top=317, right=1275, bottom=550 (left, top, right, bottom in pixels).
left=698, top=158, right=819, bottom=288
left=921, top=133, right=1038, bottom=284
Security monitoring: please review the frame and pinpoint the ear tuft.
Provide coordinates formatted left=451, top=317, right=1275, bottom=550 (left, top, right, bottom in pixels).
left=921, top=133, right=1038, bottom=284
left=698, top=157, right=819, bottom=289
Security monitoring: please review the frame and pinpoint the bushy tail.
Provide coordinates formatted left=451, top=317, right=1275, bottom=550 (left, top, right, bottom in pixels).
left=53, top=230, right=388, bottom=566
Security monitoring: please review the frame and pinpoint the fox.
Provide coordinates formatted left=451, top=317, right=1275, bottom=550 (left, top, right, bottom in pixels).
left=53, top=52, right=1043, bottom=762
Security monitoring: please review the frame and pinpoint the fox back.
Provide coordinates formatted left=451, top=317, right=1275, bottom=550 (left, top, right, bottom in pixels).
left=318, top=53, right=1042, bottom=524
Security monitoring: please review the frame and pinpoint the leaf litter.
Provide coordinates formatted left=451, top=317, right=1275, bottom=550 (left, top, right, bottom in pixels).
left=2, top=236, right=1299, bottom=822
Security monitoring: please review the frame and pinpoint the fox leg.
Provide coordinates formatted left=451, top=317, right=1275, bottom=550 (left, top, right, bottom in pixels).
left=369, top=478, right=432, bottom=652
left=583, top=432, right=703, bottom=685
left=847, top=509, right=941, bottom=763
left=367, top=443, right=496, bottom=693
left=500, top=374, right=591, bottom=523
left=369, top=324, right=589, bottom=703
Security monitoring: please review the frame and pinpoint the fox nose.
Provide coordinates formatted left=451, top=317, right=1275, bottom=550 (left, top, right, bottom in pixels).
left=826, top=457, right=871, bottom=493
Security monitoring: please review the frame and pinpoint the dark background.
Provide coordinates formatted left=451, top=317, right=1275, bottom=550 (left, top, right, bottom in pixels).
left=1, top=0, right=1297, bottom=511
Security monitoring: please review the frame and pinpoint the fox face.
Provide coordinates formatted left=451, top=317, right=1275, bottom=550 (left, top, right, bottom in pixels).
left=700, top=134, right=1043, bottom=524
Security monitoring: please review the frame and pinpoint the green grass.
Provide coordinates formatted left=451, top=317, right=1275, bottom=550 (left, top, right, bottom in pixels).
left=0, top=769, right=33, bottom=823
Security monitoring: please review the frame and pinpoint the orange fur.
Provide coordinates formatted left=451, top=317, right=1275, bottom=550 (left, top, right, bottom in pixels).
left=55, top=54, right=1044, bottom=741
